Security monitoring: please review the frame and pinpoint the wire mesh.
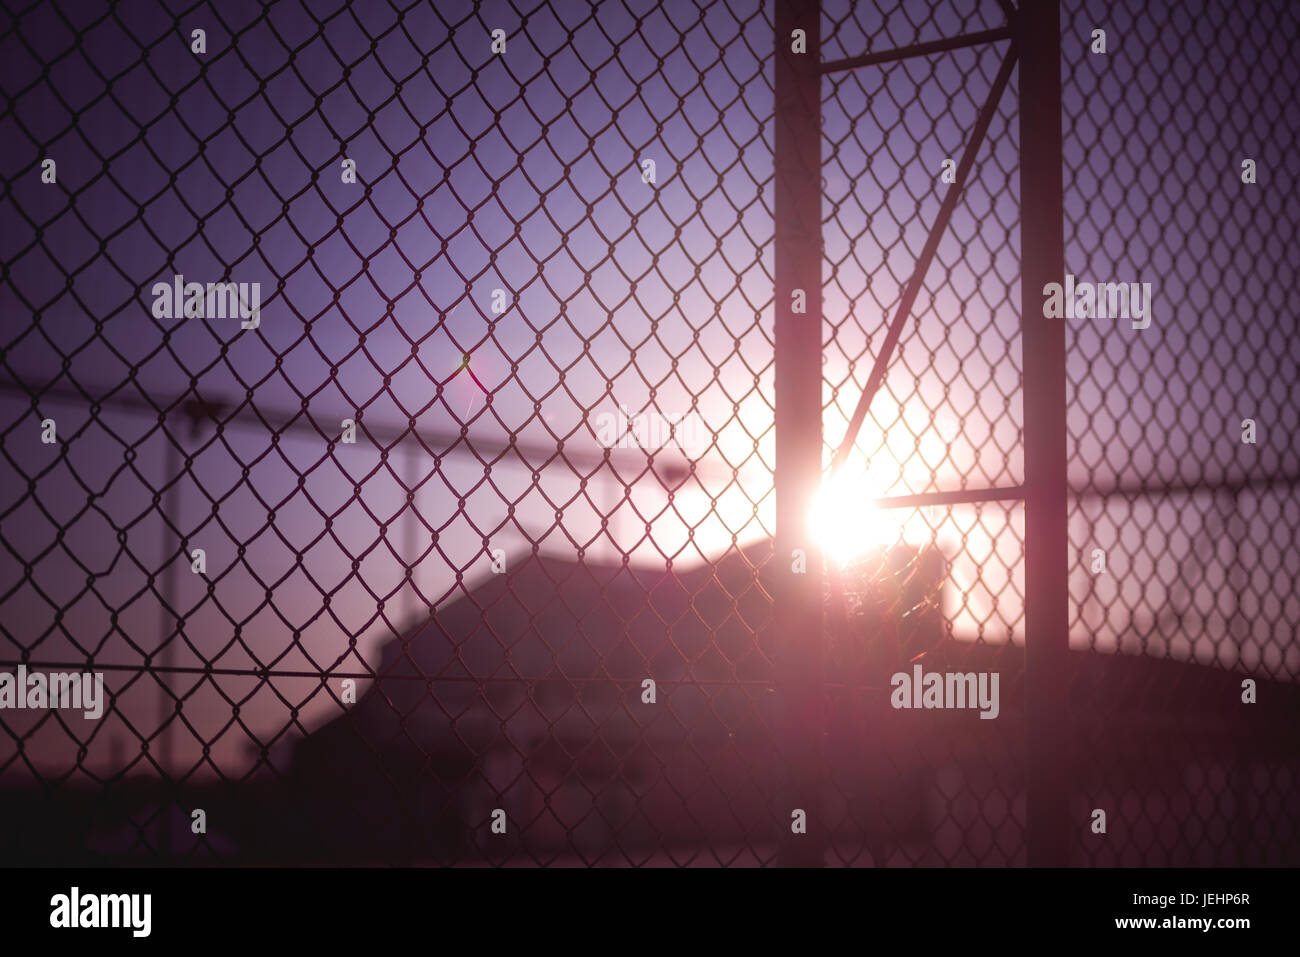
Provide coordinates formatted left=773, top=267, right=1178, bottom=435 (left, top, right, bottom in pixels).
left=1060, top=0, right=1300, bottom=865
left=0, top=0, right=1296, bottom=866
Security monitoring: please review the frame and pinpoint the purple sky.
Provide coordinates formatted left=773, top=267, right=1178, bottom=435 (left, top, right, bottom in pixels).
left=1, top=0, right=1297, bottom=778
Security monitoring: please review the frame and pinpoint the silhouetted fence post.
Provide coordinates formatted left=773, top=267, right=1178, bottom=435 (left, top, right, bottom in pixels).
left=774, top=0, right=826, bottom=867
left=1018, top=0, right=1072, bottom=867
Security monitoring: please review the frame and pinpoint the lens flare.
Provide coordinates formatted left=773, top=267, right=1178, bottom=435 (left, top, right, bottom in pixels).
left=810, top=472, right=902, bottom=565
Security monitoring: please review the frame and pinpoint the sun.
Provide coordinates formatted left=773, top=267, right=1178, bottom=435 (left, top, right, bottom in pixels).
left=809, top=472, right=902, bottom=566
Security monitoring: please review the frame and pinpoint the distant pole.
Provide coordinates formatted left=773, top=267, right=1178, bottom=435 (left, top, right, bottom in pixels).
left=1019, top=0, right=1071, bottom=866
left=156, top=421, right=187, bottom=858
left=774, top=0, right=825, bottom=867
left=404, top=441, right=419, bottom=622
left=157, top=402, right=215, bottom=856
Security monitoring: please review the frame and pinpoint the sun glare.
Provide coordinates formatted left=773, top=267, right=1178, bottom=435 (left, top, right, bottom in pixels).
left=810, top=472, right=903, bottom=565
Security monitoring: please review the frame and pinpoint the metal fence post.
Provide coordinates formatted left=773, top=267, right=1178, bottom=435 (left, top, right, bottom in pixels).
left=1018, top=0, right=1072, bottom=867
left=773, top=0, right=825, bottom=867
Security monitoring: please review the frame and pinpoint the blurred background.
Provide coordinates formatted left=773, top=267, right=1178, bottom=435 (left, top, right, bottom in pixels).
left=0, top=0, right=1297, bottom=865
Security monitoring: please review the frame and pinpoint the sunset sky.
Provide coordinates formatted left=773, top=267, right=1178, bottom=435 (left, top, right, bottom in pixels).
left=1, top=0, right=1297, bottom=780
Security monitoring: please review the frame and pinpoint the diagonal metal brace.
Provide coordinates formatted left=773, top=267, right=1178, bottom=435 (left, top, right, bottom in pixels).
left=820, top=26, right=1012, bottom=74
left=829, top=42, right=1019, bottom=477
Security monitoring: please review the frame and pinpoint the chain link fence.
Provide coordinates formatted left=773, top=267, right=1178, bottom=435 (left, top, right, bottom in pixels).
left=1, top=0, right=1297, bottom=866
left=1061, top=0, right=1300, bottom=865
